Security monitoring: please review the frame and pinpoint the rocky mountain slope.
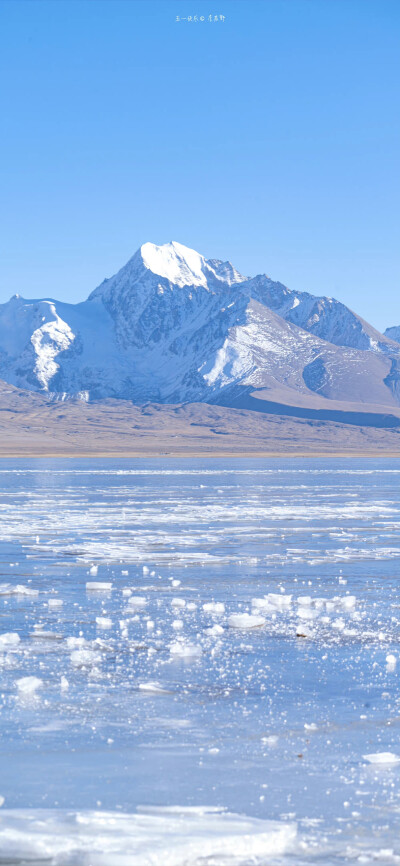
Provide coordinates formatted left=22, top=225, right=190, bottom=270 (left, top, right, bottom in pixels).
left=385, top=325, right=400, bottom=344
left=0, top=241, right=399, bottom=415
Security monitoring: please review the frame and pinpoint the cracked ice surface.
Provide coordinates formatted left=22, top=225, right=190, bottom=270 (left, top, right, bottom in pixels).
left=0, top=457, right=400, bottom=864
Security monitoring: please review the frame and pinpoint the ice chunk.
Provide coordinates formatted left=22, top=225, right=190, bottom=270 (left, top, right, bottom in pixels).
left=205, top=624, right=224, bottom=636
left=70, top=649, right=101, bottom=667
left=228, top=613, right=265, bottom=629
left=171, top=598, right=186, bottom=609
left=363, top=752, right=400, bottom=764
left=342, top=595, right=356, bottom=609
left=0, top=632, right=20, bottom=648
left=89, top=565, right=98, bottom=576
left=266, top=593, right=292, bottom=609
left=48, top=598, right=63, bottom=608
left=138, top=682, right=170, bottom=694
left=16, top=676, right=42, bottom=695
left=172, top=620, right=184, bottom=631
left=297, top=607, right=318, bottom=620
left=127, top=596, right=147, bottom=609
left=0, top=807, right=297, bottom=863
left=203, top=602, right=225, bottom=614
left=252, top=598, right=272, bottom=610
left=96, top=616, right=112, bottom=629
left=86, top=582, right=112, bottom=591
left=170, top=642, right=202, bottom=658
left=66, top=636, right=87, bottom=649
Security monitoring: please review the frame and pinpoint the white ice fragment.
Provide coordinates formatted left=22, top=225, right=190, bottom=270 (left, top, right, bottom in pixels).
left=146, top=620, right=155, bottom=631
left=0, top=633, right=20, bottom=648
left=251, top=598, right=271, bottom=611
left=70, top=649, right=101, bottom=667
left=297, top=607, right=318, bottom=620
left=16, top=676, right=42, bottom=695
left=138, top=682, right=169, bottom=694
left=0, top=806, right=297, bottom=860
left=304, top=723, right=318, bottom=731
left=172, top=620, right=184, bottom=631
left=297, top=596, right=312, bottom=606
left=171, top=579, right=181, bottom=587
left=121, top=570, right=128, bottom=576
left=122, top=588, right=132, bottom=597
left=171, top=598, right=186, bottom=609
left=386, top=654, right=397, bottom=667
left=66, top=637, right=87, bottom=649
left=127, top=596, right=147, bottom=609
left=253, top=594, right=291, bottom=611
left=262, top=735, right=278, bottom=747
left=60, top=676, right=69, bottom=691
left=228, top=613, right=265, bottom=630
left=266, top=593, right=292, bottom=609
left=187, top=602, right=197, bottom=611
left=14, top=585, right=39, bottom=596
left=332, top=618, right=345, bottom=630
left=341, top=595, right=356, bottom=610
left=96, top=617, right=112, bottom=629
left=203, top=602, right=225, bottom=614
left=86, top=582, right=112, bottom=591
left=170, top=642, right=202, bottom=658
left=48, top=598, right=63, bottom=608
left=205, top=624, right=224, bottom=637
left=142, top=566, right=149, bottom=575
left=89, top=565, right=98, bottom=577
left=363, top=752, right=400, bottom=765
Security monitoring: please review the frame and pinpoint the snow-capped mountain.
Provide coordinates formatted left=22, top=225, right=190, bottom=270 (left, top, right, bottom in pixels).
left=241, top=275, right=396, bottom=354
left=0, top=241, right=399, bottom=411
left=385, top=326, right=400, bottom=344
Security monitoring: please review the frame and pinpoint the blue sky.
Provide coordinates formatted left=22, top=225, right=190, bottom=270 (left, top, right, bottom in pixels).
left=0, top=0, right=399, bottom=330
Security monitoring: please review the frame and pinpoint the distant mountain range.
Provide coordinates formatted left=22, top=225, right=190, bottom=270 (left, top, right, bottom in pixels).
left=0, top=241, right=399, bottom=425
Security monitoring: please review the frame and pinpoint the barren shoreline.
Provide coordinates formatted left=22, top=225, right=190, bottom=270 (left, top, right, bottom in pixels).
left=0, top=449, right=399, bottom=459
left=0, top=385, right=399, bottom=459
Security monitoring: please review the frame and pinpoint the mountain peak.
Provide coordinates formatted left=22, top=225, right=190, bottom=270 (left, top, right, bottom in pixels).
left=90, top=240, right=246, bottom=303
left=139, top=241, right=209, bottom=288
left=0, top=240, right=399, bottom=408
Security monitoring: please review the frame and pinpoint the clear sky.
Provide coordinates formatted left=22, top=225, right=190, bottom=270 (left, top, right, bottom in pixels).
left=0, top=0, right=399, bottom=330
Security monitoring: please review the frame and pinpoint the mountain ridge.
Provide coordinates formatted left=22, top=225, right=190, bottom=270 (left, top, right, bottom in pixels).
left=0, top=241, right=399, bottom=416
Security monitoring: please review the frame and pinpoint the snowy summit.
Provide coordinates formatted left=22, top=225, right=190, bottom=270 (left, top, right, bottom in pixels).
left=0, top=240, right=399, bottom=409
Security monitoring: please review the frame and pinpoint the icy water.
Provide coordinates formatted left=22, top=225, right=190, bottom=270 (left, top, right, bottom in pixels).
left=0, top=458, right=400, bottom=865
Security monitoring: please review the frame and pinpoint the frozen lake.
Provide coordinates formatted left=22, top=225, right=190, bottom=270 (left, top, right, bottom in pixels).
left=0, top=457, right=400, bottom=864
